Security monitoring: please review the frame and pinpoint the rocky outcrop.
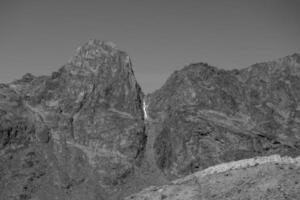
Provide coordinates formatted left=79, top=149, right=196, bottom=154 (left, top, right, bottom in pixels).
left=0, top=40, right=146, bottom=200
left=125, top=155, right=300, bottom=200
left=147, top=53, right=300, bottom=178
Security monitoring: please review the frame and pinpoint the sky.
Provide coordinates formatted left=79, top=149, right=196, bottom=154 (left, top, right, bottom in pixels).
left=0, top=0, right=299, bottom=93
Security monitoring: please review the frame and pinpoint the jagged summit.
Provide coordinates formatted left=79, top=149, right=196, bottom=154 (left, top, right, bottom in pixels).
left=150, top=62, right=219, bottom=96
left=286, top=52, right=300, bottom=60
left=74, top=40, right=118, bottom=57
left=183, top=62, right=215, bottom=69
left=18, top=73, right=36, bottom=83
left=281, top=52, right=300, bottom=64
left=0, top=39, right=145, bottom=200
left=67, top=39, right=131, bottom=74
left=266, top=53, right=300, bottom=64
left=175, top=62, right=220, bottom=80
left=247, top=53, right=300, bottom=69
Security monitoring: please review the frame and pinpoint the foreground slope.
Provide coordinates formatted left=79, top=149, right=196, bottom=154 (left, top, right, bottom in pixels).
left=147, top=54, right=300, bottom=178
left=125, top=155, right=300, bottom=200
left=0, top=40, right=146, bottom=200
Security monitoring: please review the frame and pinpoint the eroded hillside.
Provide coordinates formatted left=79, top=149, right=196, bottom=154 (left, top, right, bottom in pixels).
left=125, top=155, right=300, bottom=200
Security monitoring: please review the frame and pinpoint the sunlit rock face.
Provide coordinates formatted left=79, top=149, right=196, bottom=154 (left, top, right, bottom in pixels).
left=0, top=40, right=146, bottom=200
left=148, top=54, right=300, bottom=178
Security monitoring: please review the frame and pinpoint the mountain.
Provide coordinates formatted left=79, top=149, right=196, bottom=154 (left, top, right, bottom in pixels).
left=146, top=54, right=300, bottom=178
left=0, top=40, right=300, bottom=200
left=0, top=40, right=146, bottom=200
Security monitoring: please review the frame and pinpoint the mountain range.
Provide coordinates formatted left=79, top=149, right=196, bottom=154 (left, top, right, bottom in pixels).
left=0, top=40, right=299, bottom=200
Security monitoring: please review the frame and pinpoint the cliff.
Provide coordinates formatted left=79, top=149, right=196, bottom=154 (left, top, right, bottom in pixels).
left=0, top=40, right=146, bottom=200
left=147, top=54, right=300, bottom=178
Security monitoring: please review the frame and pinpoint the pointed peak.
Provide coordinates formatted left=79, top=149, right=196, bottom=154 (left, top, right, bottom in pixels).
left=85, top=39, right=117, bottom=49
left=74, top=39, right=118, bottom=55
left=68, top=39, right=125, bottom=66
left=180, top=62, right=219, bottom=74
left=22, top=73, right=35, bottom=80
left=274, top=52, right=300, bottom=65
left=290, top=53, right=300, bottom=59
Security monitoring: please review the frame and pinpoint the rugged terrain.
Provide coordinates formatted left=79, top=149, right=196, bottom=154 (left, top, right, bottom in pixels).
left=0, top=40, right=146, bottom=200
left=0, top=40, right=300, bottom=200
left=125, top=155, right=300, bottom=200
left=147, top=54, right=300, bottom=178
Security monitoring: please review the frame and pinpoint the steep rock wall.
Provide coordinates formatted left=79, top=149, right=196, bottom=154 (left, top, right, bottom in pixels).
left=0, top=40, right=146, bottom=200
left=147, top=54, right=300, bottom=178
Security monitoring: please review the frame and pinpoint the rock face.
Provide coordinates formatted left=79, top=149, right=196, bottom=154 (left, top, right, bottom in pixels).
left=0, top=40, right=146, bottom=200
left=125, top=155, right=300, bottom=200
left=147, top=53, right=300, bottom=178
left=0, top=39, right=300, bottom=200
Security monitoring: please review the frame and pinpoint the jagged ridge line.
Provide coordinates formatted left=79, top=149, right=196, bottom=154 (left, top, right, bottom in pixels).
left=172, top=154, right=300, bottom=184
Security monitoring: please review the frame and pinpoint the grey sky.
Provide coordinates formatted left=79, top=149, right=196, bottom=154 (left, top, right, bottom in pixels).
left=0, top=0, right=299, bottom=93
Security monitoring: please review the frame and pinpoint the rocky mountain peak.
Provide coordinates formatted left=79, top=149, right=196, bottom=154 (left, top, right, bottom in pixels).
left=171, top=62, right=218, bottom=81
left=285, top=52, right=300, bottom=62
left=148, top=54, right=300, bottom=179
left=279, top=53, right=300, bottom=68
left=75, top=39, right=117, bottom=56
left=65, top=39, right=139, bottom=94
left=1, top=40, right=300, bottom=200
left=69, top=39, right=126, bottom=69
left=183, top=62, right=216, bottom=71
left=0, top=40, right=146, bottom=200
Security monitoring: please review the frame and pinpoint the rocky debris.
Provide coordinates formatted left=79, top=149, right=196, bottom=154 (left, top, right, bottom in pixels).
left=172, top=154, right=300, bottom=184
left=147, top=54, right=300, bottom=178
left=125, top=155, right=300, bottom=200
left=0, top=40, right=146, bottom=200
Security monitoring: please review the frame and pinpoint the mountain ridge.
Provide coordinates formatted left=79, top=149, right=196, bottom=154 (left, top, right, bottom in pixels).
left=0, top=40, right=300, bottom=200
